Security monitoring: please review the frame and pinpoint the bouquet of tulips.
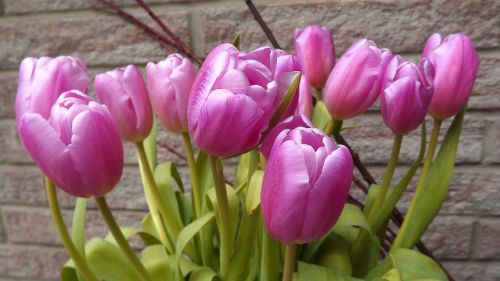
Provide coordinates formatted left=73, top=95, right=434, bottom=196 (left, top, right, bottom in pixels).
left=15, top=22, right=479, bottom=281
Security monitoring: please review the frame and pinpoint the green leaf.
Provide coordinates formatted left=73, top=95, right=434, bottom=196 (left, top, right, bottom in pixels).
left=297, top=262, right=330, bottom=281
left=196, top=151, right=214, bottom=196
left=227, top=212, right=259, bottom=281
left=71, top=198, right=87, bottom=281
left=363, top=185, right=380, bottom=218
left=155, top=162, right=185, bottom=229
left=246, top=170, right=264, bottom=215
left=105, top=226, right=161, bottom=247
left=176, top=191, right=193, bottom=226
left=235, top=150, right=259, bottom=187
left=144, top=117, right=157, bottom=169
left=231, top=33, right=241, bottom=49
left=393, top=111, right=464, bottom=249
left=61, top=260, right=78, bottom=281
left=267, top=71, right=301, bottom=128
left=315, top=235, right=352, bottom=276
left=175, top=212, right=216, bottom=275
left=86, top=238, right=141, bottom=281
left=260, top=227, right=282, bottom=281
left=206, top=186, right=240, bottom=246
left=312, top=101, right=331, bottom=131
left=189, top=266, right=219, bottom=281
left=390, top=249, right=448, bottom=281
left=142, top=245, right=175, bottom=281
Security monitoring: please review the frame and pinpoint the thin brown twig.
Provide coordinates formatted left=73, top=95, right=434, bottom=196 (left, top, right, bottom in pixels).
left=244, top=0, right=282, bottom=49
left=134, top=0, right=203, bottom=65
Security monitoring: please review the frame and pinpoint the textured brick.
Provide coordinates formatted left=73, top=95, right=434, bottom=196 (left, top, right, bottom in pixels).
left=0, top=71, right=17, bottom=118
left=2, top=0, right=189, bottom=14
left=421, top=216, right=474, bottom=260
left=0, top=9, right=189, bottom=70
left=487, top=118, right=500, bottom=163
left=442, top=261, right=500, bottom=281
left=341, top=113, right=486, bottom=164
left=468, top=53, right=500, bottom=109
left=0, top=244, right=66, bottom=280
left=202, top=0, right=500, bottom=54
left=0, top=120, right=32, bottom=164
left=1, top=206, right=145, bottom=246
left=475, top=218, right=500, bottom=259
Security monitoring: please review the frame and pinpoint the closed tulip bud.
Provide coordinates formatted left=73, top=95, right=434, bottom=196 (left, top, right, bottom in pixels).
left=294, top=25, right=335, bottom=88
left=15, top=56, right=89, bottom=129
left=380, top=56, right=434, bottom=135
left=18, top=90, right=123, bottom=197
left=297, top=76, right=313, bottom=118
left=95, top=65, right=153, bottom=143
left=188, top=43, right=279, bottom=157
left=274, top=50, right=302, bottom=120
left=146, top=54, right=196, bottom=133
left=261, top=126, right=353, bottom=244
left=324, top=39, right=393, bottom=120
left=422, top=33, right=479, bottom=120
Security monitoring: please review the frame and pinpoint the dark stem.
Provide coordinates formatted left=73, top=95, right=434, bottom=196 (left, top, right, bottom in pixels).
left=244, top=0, right=282, bottom=49
left=134, top=0, right=203, bottom=64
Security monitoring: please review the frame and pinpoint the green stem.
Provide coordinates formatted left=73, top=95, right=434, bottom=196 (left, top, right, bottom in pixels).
left=95, top=197, right=152, bottom=281
left=135, top=143, right=174, bottom=253
left=392, top=119, right=442, bottom=250
left=282, top=244, right=297, bottom=281
left=45, top=178, right=99, bottom=281
left=182, top=133, right=202, bottom=219
left=324, top=118, right=343, bottom=142
left=209, top=156, right=232, bottom=278
left=368, top=134, right=403, bottom=220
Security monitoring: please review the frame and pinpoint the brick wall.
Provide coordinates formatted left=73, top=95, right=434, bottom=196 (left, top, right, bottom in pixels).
left=0, top=0, right=499, bottom=280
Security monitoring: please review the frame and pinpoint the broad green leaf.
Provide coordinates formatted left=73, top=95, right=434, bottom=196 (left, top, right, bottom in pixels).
left=189, top=266, right=219, bottom=281
left=61, top=260, right=78, bottom=281
left=227, top=212, right=259, bottom=281
left=370, top=123, right=426, bottom=234
left=176, top=191, right=193, bottom=226
left=390, top=249, right=448, bottom=281
left=144, top=117, right=157, bottom=169
left=105, top=226, right=161, bottom=247
left=196, top=151, right=214, bottom=196
left=206, top=186, right=240, bottom=246
left=297, top=262, right=330, bottom=281
left=175, top=212, right=216, bottom=274
left=142, top=245, right=175, bottom=281
left=235, top=150, right=259, bottom=187
left=231, top=33, right=241, bottom=49
left=363, top=185, right=380, bottom=218
left=267, top=72, right=301, bottom=128
left=71, top=198, right=87, bottom=281
left=246, top=170, right=264, bottom=215
left=86, top=238, right=141, bottom=281
left=315, top=235, right=351, bottom=276
left=393, top=111, right=464, bottom=249
left=312, top=101, right=331, bottom=131
left=155, top=162, right=185, bottom=230
left=260, top=227, right=281, bottom=281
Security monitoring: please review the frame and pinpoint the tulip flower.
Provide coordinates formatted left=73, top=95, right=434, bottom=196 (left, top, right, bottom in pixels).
left=261, top=125, right=353, bottom=244
left=146, top=54, right=196, bottom=133
left=422, top=33, right=479, bottom=120
left=95, top=65, right=153, bottom=142
left=188, top=43, right=279, bottom=157
left=15, top=56, right=89, bottom=129
left=274, top=50, right=302, bottom=121
left=380, top=56, right=434, bottom=135
left=294, top=25, right=335, bottom=89
left=17, top=90, right=123, bottom=197
left=323, top=39, right=393, bottom=120
left=297, top=76, right=313, bottom=118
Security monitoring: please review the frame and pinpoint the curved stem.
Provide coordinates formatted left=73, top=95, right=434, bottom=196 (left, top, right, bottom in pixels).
left=95, top=197, right=152, bottom=281
left=209, top=156, right=232, bottom=278
left=135, top=143, right=174, bottom=253
left=369, top=134, right=403, bottom=220
left=45, top=178, right=99, bottom=281
left=282, top=244, right=297, bottom=281
left=182, top=133, right=202, bottom=219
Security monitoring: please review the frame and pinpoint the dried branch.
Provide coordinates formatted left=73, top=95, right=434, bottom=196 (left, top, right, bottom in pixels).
left=134, top=0, right=203, bottom=64
left=244, top=0, right=282, bottom=49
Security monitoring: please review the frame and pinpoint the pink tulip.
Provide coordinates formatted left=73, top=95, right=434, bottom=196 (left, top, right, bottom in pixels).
left=146, top=54, right=196, bottom=133
left=323, top=39, right=393, bottom=120
left=296, top=76, right=313, bottom=118
left=18, top=90, right=123, bottom=197
left=380, top=56, right=434, bottom=135
left=261, top=125, right=353, bottom=244
left=274, top=50, right=302, bottom=121
left=15, top=56, right=89, bottom=129
left=95, top=65, right=153, bottom=142
left=259, top=114, right=313, bottom=159
left=294, top=25, right=335, bottom=89
left=188, top=43, right=279, bottom=157
left=422, top=33, right=479, bottom=120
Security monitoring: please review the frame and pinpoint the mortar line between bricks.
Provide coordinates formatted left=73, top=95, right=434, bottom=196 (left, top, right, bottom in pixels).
left=0, top=0, right=236, bottom=18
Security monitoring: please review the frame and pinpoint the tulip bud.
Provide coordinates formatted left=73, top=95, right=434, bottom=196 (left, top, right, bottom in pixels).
left=188, top=43, right=279, bottom=157
left=18, top=90, right=123, bottom=197
left=274, top=50, right=302, bottom=120
left=380, top=56, right=434, bottom=135
left=261, top=125, right=353, bottom=244
left=422, top=33, right=479, bottom=120
left=297, top=76, right=313, bottom=118
left=323, top=39, right=393, bottom=120
left=15, top=56, right=89, bottom=129
left=146, top=54, right=196, bottom=133
left=94, top=65, right=153, bottom=143
left=294, top=25, right=335, bottom=88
